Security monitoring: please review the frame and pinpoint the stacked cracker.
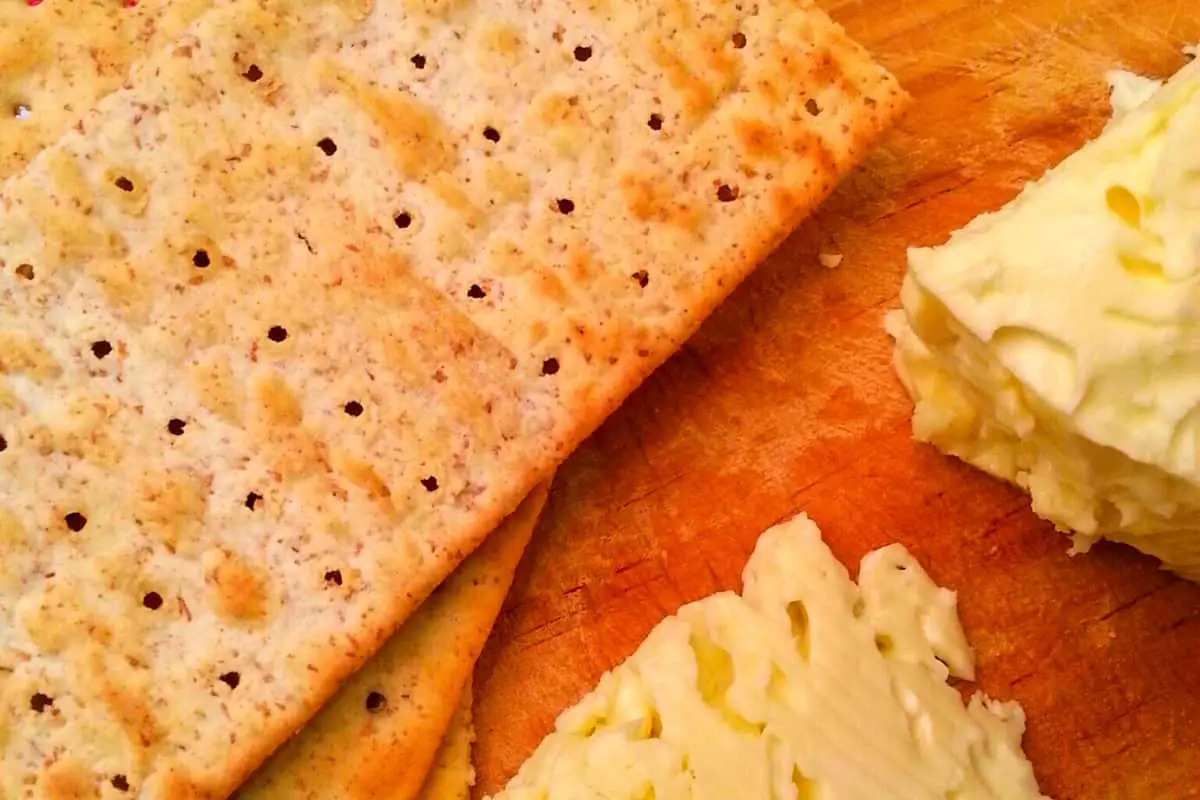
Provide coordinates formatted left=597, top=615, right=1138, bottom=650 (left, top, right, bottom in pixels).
left=240, top=483, right=550, bottom=799
left=0, top=0, right=903, bottom=796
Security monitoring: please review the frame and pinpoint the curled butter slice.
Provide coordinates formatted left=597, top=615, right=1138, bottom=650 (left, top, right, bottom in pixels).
left=489, top=513, right=1044, bottom=800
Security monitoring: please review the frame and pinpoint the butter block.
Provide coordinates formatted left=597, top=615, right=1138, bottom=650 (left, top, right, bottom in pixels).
left=489, top=514, right=1045, bottom=800
left=890, top=56, right=1200, bottom=579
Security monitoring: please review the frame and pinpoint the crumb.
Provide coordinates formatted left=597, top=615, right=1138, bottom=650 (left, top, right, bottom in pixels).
left=819, top=252, right=843, bottom=269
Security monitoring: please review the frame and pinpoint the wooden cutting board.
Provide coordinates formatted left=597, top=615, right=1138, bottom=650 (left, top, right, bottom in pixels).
left=472, top=2, right=1200, bottom=798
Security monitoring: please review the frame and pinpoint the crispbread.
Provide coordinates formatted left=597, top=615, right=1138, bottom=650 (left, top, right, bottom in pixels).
left=238, top=482, right=547, bottom=799
left=0, top=0, right=217, bottom=181
left=416, top=684, right=477, bottom=800
left=0, top=0, right=904, bottom=795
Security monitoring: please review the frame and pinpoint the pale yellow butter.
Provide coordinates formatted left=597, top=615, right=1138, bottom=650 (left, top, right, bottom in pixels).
left=489, top=514, right=1045, bottom=800
left=890, top=56, right=1200, bottom=578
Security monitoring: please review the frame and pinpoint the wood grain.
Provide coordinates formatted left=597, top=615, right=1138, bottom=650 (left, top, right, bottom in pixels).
left=473, top=2, right=1200, bottom=798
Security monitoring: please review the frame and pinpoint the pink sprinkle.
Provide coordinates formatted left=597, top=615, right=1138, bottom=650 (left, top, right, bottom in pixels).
left=27, top=0, right=44, bottom=6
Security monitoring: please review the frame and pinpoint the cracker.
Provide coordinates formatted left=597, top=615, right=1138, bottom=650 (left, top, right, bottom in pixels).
left=237, top=482, right=546, bottom=799
left=0, top=0, right=904, bottom=795
left=0, top=0, right=217, bottom=181
left=417, top=683, right=477, bottom=800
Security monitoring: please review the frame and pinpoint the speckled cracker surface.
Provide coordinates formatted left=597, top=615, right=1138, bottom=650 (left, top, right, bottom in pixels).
left=0, top=0, right=904, bottom=796
left=0, top=0, right=218, bottom=181
left=238, top=483, right=545, bottom=800
left=416, top=684, right=476, bottom=800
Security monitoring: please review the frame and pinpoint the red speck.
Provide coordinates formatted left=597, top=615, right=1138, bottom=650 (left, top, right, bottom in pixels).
left=27, top=0, right=44, bottom=6
left=124, top=0, right=137, bottom=6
